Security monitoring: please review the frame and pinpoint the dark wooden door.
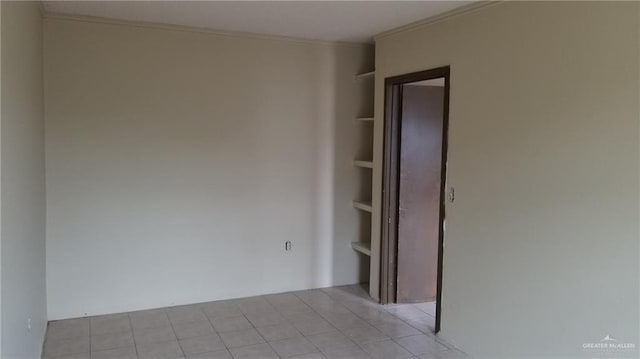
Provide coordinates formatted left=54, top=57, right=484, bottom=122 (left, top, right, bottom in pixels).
left=396, top=85, right=444, bottom=303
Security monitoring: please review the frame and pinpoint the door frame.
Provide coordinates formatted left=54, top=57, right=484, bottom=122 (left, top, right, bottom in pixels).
left=380, top=66, right=450, bottom=333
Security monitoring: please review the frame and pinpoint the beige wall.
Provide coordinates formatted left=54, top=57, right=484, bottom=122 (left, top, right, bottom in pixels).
left=373, top=2, right=639, bottom=358
left=44, top=16, right=373, bottom=320
left=1, top=1, right=47, bottom=357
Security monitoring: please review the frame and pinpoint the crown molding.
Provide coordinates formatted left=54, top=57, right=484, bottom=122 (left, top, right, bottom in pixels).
left=42, top=11, right=373, bottom=49
left=374, top=1, right=502, bottom=41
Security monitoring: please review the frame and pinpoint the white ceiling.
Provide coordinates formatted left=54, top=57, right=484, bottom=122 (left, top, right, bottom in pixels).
left=43, top=1, right=472, bottom=43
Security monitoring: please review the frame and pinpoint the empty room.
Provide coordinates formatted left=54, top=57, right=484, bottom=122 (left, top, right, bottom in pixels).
left=1, top=1, right=638, bottom=358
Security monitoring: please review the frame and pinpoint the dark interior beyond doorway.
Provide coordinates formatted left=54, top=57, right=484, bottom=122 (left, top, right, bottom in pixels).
left=396, top=82, right=444, bottom=303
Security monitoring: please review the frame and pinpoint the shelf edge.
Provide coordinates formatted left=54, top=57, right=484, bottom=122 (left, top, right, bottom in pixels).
left=353, top=160, right=373, bottom=169
left=351, top=241, right=372, bottom=256
left=355, top=71, right=375, bottom=79
left=352, top=201, right=373, bottom=212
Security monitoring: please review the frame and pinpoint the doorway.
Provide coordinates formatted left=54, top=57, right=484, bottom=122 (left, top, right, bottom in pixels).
left=380, top=66, right=450, bottom=333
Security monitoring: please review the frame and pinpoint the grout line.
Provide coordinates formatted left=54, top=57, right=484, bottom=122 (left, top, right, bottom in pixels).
left=126, top=314, right=139, bottom=359
left=88, top=317, right=92, bottom=355
left=262, top=340, right=283, bottom=359
left=163, top=309, right=185, bottom=358
left=203, top=306, right=231, bottom=353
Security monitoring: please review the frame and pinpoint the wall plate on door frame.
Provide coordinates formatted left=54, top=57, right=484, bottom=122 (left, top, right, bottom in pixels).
left=448, top=187, right=455, bottom=203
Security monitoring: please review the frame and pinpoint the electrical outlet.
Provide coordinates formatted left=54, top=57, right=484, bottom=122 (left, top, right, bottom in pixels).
left=285, top=241, right=292, bottom=251
left=27, top=318, right=32, bottom=333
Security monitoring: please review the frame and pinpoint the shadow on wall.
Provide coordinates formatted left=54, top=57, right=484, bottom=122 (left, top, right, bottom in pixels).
left=309, top=44, right=374, bottom=287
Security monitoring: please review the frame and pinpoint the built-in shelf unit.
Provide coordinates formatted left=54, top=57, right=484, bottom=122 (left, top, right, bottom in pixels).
left=352, top=69, right=374, bottom=264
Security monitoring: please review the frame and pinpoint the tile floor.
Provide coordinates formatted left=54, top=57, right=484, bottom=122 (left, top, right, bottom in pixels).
left=43, top=284, right=469, bottom=359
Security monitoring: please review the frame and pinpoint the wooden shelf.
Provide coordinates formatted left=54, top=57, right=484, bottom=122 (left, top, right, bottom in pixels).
left=355, top=71, right=375, bottom=79
left=355, top=117, right=374, bottom=122
left=351, top=241, right=371, bottom=256
left=353, top=160, right=373, bottom=169
left=352, top=200, right=372, bottom=213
